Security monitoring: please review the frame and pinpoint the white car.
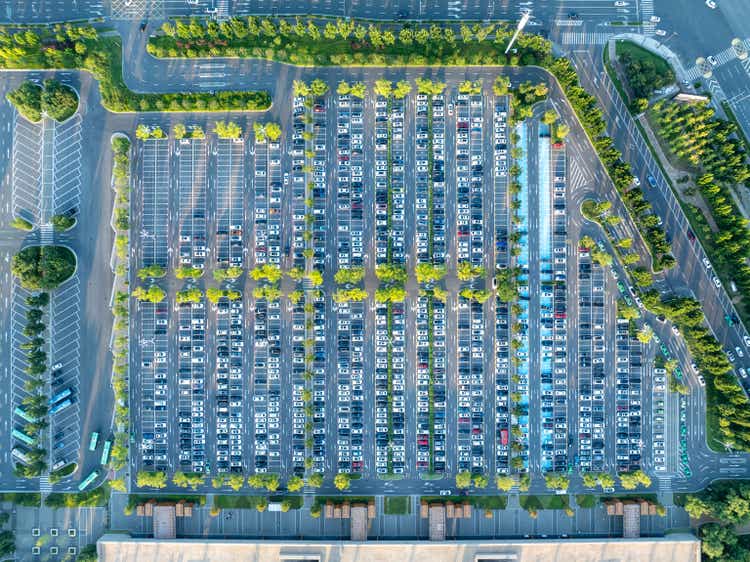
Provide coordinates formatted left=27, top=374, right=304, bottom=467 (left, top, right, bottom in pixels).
left=707, top=55, right=718, bottom=66
left=632, top=177, right=641, bottom=186
left=702, top=257, right=712, bottom=269
left=650, top=15, right=661, bottom=22
left=713, top=275, right=722, bottom=288
left=654, top=29, right=667, bottom=36
left=736, top=346, right=745, bottom=358
left=698, top=375, right=706, bottom=386
left=614, top=0, right=628, bottom=5
left=705, top=0, right=717, bottom=8
left=743, top=335, right=750, bottom=348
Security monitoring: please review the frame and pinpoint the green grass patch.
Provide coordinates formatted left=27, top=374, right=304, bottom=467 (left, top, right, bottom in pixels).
left=520, top=495, right=569, bottom=510
left=270, top=495, right=303, bottom=509
left=576, top=495, right=598, bottom=508
left=384, top=496, right=410, bottom=515
left=128, top=494, right=206, bottom=509
left=420, top=472, right=444, bottom=481
left=0, top=493, right=41, bottom=507
left=614, top=39, right=674, bottom=100
left=45, top=484, right=109, bottom=508
left=213, top=495, right=264, bottom=509
left=378, top=473, right=405, bottom=481
left=473, top=495, right=508, bottom=510
left=604, top=493, right=658, bottom=503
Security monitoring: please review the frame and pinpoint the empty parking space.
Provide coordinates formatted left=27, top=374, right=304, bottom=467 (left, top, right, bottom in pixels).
left=12, top=114, right=43, bottom=224
left=48, top=277, right=83, bottom=470
left=176, top=139, right=208, bottom=271
left=52, top=114, right=82, bottom=216
left=216, top=138, right=244, bottom=268
left=140, top=139, right=170, bottom=268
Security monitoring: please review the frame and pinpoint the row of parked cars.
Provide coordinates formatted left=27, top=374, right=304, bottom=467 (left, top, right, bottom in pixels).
left=140, top=302, right=170, bottom=470
left=456, top=93, right=486, bottom=475
left=577, top=245, right=606, bottom=472
left=539, top=137, right=569, bottom=473
left=336, top=94, right=367, bottom=474
left=215, top=298, right=244, bottom=473
left=176, top=299, right=207, bottom=472
left=493, top=99, right=512, bottom=475
left=253, top=131, right=283, bottom=267
left=415, top=93, right=448, bottom=475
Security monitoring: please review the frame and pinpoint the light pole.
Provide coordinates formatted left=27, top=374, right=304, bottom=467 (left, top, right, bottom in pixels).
left=505, top=10, right=532, bottom=55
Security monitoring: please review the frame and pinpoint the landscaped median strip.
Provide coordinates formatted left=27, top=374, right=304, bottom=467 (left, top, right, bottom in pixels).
left=0, top=25, right=271, bottom=112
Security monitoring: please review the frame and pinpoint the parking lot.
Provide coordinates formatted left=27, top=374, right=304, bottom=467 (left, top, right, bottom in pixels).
left=128, top=80, right=690, bottom=489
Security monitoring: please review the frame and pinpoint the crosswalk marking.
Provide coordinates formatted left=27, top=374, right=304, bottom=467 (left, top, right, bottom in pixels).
left=39, top=474, right=52, bottom=493
left=657, top=476, right=671, bottom=491
left=641, top=0, right=655, bottom=34
left=41, top=224, right=53, bottom=244
left=568, top=158, right=589, bottom=189
left=560, top=32, right=612, bottom=45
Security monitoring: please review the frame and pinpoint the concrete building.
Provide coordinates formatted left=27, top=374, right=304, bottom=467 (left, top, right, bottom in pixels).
left=97, top=535, right=701, bottom=562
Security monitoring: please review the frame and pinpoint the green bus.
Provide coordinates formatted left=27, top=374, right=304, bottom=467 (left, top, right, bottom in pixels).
left=88, top=432, right=100, bottom=451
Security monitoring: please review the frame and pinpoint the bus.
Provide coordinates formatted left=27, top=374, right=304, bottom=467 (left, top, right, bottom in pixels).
left=11, top=447, right=30, bottom=465
left=13, top=406, right=37, bottom=423
left=100, top=440, right=112, bottom=466
left=12, top=429, right=35, bottom=446
left=49, top=387, right=73, bottom=405
left=88, top=432, right=99, bottom=451
left=78, top=470, right=99, bottom=492
left=49, top=398, right=72, bottom=416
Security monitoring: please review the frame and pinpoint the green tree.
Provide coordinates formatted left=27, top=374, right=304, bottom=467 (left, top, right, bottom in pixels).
left=493, top=75, right=511, bottom=96
left=287, top=475, right=304, bottom=492
left=637, top=324, right=654, bottom=344
left=334, top=472, right=351, bottom=491
left=541, top=109, right=559, bottom=125
left=544, top=472, right=569, bottom=491
left=172, top=123, right=187, bottom=139
left=6, top=80, right=43, bottom=122
left=581, top=472, right=599, bottom=488
left=374, top=79, right=393, bottom=98
left=51, top=214, right=75, bottom=231
left=214, top=120, right=242, bottom=139
left=307, top=472, right=324, bottom=488
left=12, top=246, right=76, bottom=290
left=496, top=475, right=515, bottom=492
left=683, top=495, right=711, bottom=519
left=456, top=470, right=472, bottom=489
left=310, top=78, right=329, bottom=96
left=136, top=471, right=167, bottom=488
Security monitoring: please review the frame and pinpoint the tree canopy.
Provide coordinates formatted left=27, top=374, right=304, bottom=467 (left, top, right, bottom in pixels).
left=12, top=246, right=76, bottom=290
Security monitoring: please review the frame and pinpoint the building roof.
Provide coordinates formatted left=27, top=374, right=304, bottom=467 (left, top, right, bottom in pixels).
left=97, top=534, right=701, bottom=562
left=350, top=506, right=367, bottom=541
left=152, top=506, right=176, bottom=540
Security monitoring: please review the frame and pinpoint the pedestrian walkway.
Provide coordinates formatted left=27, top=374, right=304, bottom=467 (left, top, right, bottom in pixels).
left=657, top=477, right=672, bottom=492
left=40, top=224, right=53, bottom=244
left=641, top=0, right=656, bottom=34
left=561, top=32, right=611, bottom=45
left=40, top=474, right=52, bottom=494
